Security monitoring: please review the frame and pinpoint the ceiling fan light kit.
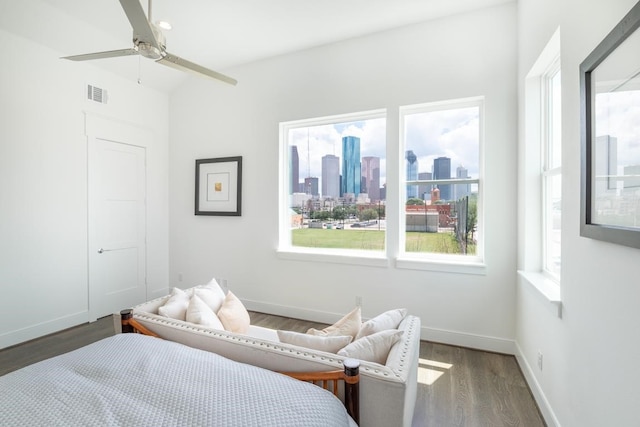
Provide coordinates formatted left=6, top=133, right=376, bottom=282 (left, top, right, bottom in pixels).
left=61, top=0, right=237, bottom=86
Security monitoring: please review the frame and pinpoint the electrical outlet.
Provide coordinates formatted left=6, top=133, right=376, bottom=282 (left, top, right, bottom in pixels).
left=537, top=351, right=543, bottom=370
left=355, top=296, right=362, bottom=307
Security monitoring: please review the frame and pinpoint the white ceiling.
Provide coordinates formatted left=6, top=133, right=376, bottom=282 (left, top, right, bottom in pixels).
left=2, top=0, right=513, bottom=91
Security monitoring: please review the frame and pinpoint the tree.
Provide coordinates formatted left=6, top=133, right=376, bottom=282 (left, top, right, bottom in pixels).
left=312, top=210, right=330, bottom=221
left=466, top=196, right=477, bottom=242
left=406, top=198, right=424, bottom=205
left=332, top=206, right=347, bottom=221
left=360, top=208, right=378, bottom=221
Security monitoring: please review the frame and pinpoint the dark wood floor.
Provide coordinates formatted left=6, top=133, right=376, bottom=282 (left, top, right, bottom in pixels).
left=0, top=312, right=545, bottom=427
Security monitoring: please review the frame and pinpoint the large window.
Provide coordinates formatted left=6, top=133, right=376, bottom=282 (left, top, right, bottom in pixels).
left=543, top=66, right=562, bottom=280
left=399, top=98, right=483, bottom=262
left=279, top=110, right=386, bottom=254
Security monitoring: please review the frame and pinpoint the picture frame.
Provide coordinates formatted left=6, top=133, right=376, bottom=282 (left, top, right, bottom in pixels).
left=580, top=0, right=640, bottom=249
left=195, top=156, right=242, bottom=216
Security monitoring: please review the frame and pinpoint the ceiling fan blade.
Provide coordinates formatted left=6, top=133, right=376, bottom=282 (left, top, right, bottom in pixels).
left=157, top=52, right=238, bottom=86
left=118, top=0, right=159, bottom=48
left=62, top=48, right=139, bottom=61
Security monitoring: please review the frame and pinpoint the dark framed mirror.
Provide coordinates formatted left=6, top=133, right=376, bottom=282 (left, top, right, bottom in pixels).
left=580, top=0, right=640, bottom=249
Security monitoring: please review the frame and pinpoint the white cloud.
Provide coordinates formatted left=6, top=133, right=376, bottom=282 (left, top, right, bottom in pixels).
left=405, top=107, right=480, bottom=178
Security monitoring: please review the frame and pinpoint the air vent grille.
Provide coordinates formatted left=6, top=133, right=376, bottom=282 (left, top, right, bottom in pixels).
left=87, top=84, right=108, bottom=104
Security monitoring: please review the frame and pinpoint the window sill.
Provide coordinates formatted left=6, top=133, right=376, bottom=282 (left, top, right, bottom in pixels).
left=517, top=270, right=562, bottom=317
left=395, top=255, right=486, bottom=275
left=276, top=247, right=389, bottom=268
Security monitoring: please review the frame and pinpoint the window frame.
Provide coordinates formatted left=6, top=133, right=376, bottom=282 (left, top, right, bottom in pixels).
left=518, top=28, right=562, bottom=310
left=277, top=109, right=389, bottom=266
left=396, top=96, right=485, bottom=271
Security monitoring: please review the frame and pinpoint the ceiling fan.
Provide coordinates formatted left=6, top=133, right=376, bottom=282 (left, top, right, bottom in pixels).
left=62, top=0, right=237, bottom=85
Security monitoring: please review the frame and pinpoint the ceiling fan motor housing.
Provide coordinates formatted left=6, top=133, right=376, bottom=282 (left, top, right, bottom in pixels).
left=134, top=24, right=166, bottom=59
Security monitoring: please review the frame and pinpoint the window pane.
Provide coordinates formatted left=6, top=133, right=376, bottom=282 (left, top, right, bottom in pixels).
left=544, top=174, right=561, bottom=278
left=403, top=104, right=480, bottom=256
left=548, top=70, right=562, bottom=169
left=287, top=117, right=386, bottom=251
left=543, top=66, right=561, bottom=280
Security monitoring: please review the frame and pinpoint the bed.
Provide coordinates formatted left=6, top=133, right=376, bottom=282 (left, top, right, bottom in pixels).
left=0, top=332, right=359, bottom=426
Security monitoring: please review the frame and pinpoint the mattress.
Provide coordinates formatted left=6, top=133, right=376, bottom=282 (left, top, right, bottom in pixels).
left=0, top=334, right=354, bottom=426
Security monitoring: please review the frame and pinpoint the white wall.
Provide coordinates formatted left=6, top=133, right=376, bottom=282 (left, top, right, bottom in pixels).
left=0, top=28, right=170, bottom=348
left=516, top=0, right=640, bottom=426
left=169, top=4, right=518, bottom=352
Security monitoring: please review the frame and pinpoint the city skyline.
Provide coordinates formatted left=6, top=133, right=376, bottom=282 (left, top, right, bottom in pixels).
left=288, top=105, right=481, bottom=200
left=404, top=106, right=480, bottom=180
left=288, top=117, right=386, bottom=193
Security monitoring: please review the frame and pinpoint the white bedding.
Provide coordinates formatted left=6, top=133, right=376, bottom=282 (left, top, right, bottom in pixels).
left=0, top=334, right=354, bottom=427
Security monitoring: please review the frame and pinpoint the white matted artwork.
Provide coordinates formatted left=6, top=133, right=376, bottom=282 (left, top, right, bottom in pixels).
left=195, top=156, right=242, bottom=216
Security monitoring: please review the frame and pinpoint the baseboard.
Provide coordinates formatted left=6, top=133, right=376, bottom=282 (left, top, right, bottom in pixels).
left=421, top=325, right=517, bottom=354
left=0, top=310, right=89, bottom=350
left=514, top=342, right=561, bottom=427
left=243, top=299, right=347, bottom=325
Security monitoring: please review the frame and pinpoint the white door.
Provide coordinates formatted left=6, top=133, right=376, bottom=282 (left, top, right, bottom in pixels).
left=88, top=137, right=146, bottom=320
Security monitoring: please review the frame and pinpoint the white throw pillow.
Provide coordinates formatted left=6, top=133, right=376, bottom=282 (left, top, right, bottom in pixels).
left=338, top=329, right=404, bottom=365
left=194, top=279, right=226, bottom=313
left=355, top=308, right=408, bottom=340
left=186, top=294, right=224, bottom=329
left=157, top=287, right=190, bottom=320
left=307, top=306, right=361, bottom=339
left=217, top=291, right=250, bottom=334
left=277, top=330, right=352, bottom=353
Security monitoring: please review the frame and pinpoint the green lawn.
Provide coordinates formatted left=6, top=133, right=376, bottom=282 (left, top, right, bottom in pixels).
left=292, top=229, right=384, bottom=250
left=291, top=228, right=475, bottom=254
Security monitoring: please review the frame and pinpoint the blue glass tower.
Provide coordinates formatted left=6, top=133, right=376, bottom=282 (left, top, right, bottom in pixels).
left=406, top=150, right=418, bottom=199
left=341, top=136, right=361, bottom=196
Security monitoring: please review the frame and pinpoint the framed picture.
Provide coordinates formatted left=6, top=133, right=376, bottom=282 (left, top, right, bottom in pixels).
left=580, top=0, right=640, bottom=249
left=195, top=156, right=242, bottom=216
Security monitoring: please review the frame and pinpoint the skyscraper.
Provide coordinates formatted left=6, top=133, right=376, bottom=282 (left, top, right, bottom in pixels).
left=406, top=150, right=418, bottom=199
left=322, top=154, right=340, bottom=199
left=341, top=136, right=361, bottom=196
left=361, top=156, right=380, bottom=201
left=433, top=156, right=452, bottom=201
left=304, top=177, right=319, bottom=196
left=290, top=146, right=299, bottom=194
left=418, top=172, right=433, bottom=200
left=454, top=165, right=470, bottom=200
